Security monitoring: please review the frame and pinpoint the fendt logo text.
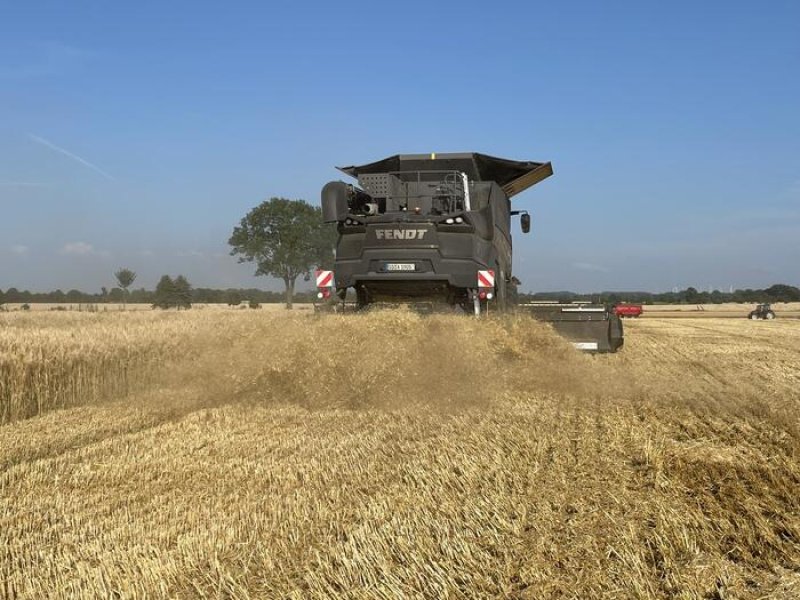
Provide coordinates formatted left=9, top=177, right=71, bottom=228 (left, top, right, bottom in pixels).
left=375, top=229, right=428, bottom=240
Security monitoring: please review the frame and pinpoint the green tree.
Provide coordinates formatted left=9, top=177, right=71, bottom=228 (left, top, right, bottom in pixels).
left=152, top=275, right=192, bottom=309
left=172, top=275, right=192, bottom=310
left=229, top=198, right=336, bottom=309
left=114, top=268, right=137, bottom=308
left=153, top=275, right=175, bottom=309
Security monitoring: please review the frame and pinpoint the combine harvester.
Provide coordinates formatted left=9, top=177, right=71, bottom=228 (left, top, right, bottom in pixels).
left=316, top=152, right=623, bottom=352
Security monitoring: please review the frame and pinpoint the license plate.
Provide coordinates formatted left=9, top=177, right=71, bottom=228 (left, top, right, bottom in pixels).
left=385, top=263, right=416, bottom=272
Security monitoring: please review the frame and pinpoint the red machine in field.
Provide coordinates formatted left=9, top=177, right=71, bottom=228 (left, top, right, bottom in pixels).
left=614, top=304, right=643, bottom=318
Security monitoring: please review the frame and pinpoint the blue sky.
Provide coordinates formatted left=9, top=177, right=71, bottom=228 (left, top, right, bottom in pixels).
left=1, top=1, right=798, bottom=293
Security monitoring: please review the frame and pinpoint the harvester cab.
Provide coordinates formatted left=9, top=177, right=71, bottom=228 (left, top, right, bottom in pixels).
left=318, top=152, right=623, bottom=352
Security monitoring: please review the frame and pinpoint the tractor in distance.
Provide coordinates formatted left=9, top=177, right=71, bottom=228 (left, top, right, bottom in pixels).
left=748, top=303, right=776, bottom=320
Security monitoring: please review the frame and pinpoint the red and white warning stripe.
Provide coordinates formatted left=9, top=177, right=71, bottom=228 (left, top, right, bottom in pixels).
left=477, top=269, right=495, bottom=288
left=315, top=269, right=334, bottom=288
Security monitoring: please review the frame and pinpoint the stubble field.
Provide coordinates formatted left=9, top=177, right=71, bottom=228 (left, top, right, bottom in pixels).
left=1, top=310, right=799, bottom=599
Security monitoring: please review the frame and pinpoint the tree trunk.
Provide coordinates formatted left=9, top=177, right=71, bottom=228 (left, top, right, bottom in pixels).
left=284, top=276, right=295, bottom=309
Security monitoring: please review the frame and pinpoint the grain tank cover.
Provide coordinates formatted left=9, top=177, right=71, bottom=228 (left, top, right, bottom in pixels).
left=337, top=152, right=553, bottom=198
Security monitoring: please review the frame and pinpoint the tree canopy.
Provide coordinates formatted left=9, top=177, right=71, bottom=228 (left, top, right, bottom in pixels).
left=229, top=197, right=336, bottom=308
left=114, top=268, right=136, bottom=290
left=114, top=268, right=137, bottom=308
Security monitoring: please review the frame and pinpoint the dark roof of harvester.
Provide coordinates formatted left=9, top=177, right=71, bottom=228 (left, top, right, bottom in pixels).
left=337, top=152, right=553, bottom=199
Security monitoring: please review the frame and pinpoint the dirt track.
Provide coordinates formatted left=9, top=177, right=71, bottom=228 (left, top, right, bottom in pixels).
left=1, top=314, right=799, bottom=598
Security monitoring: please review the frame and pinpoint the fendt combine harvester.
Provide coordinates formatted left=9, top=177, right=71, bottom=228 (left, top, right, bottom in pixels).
left=316, top=152, right=623, bottom=352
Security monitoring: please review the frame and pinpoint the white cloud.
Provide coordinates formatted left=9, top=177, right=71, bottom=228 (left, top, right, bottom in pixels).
left=177, top=250, right=204, bottom=258
left=572, top=262, right=610, bottom=273
left=11, top=245, right=29, bottom=255
left=58, top=242, right=112, bottom=259
left=60, top=241, right=95, bottom=256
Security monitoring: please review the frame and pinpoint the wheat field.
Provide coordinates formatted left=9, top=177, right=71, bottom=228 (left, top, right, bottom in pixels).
left=1, top=311, right=799, bottom=599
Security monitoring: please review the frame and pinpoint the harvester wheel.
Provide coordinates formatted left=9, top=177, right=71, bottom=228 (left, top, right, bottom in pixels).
left=749, top=313, right=760, bottom=320
left=765, top=311, right=775, bottom=320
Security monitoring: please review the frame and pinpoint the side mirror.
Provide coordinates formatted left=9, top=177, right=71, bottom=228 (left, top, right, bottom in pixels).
left=521, top=213, right=531, bottom=234
left=321, top=181, right=349, bottom=223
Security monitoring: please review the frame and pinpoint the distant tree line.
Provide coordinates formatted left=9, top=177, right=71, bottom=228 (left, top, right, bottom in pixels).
left=0, top=283, right=320, bottom=306
left=519, top=284, right=800, bottom=305
left=2, top=283, right=798, bottom=308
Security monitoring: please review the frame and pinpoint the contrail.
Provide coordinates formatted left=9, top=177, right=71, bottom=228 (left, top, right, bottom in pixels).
left=29, top=134, right=115, bottom=181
